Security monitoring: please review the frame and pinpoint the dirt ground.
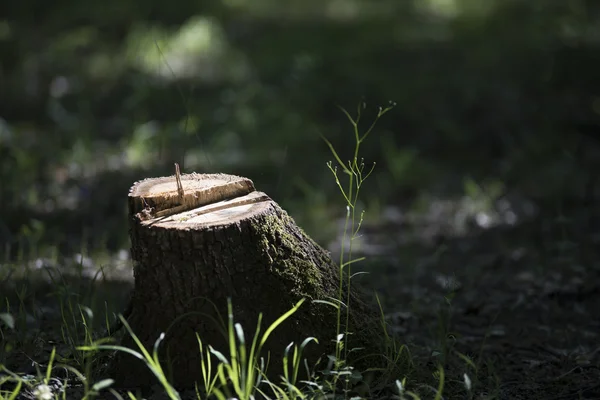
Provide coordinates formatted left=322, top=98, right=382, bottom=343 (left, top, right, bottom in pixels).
left=360, top=201, right=600, bottom=399
left=1, top=198, right=599, bottom=399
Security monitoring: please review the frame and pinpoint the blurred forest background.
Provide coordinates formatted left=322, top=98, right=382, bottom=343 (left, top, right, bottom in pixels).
left=1, top=0, right=600, bottom=268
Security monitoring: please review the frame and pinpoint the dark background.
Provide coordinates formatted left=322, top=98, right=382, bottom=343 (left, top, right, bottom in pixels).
left=1, top=0, right=600, bottom=263
left=2, top=3, right=600, bottom=397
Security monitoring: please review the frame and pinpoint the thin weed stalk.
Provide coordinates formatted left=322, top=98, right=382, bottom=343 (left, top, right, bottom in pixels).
left=321, top=102, right=395, bottom=391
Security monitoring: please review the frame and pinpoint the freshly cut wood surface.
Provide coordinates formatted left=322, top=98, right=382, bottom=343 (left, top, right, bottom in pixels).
left=128, top=173, right=256, bottom=220
left=144, top=190, right=272, bottom=228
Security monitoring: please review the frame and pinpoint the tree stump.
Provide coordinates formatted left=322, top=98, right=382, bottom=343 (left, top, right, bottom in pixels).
left=110, top=173, right=381, bottom=388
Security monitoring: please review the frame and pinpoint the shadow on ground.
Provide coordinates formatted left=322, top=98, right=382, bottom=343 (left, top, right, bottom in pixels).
left=361, top=200, right=600, bottom=399
left=1, top=196, right=599, bottom=398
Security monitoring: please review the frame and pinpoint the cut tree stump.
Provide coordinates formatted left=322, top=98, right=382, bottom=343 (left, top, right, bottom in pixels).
left=109, top=172, right=382, bottom=388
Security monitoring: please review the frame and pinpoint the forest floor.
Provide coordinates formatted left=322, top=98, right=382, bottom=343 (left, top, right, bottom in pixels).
left=359, top=200, right=600, bottom=399
left=1, top=198, right=599, bottom=399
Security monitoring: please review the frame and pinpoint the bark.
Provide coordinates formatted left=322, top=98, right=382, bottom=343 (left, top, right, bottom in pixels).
left=109, top=173, right=381, bottom=389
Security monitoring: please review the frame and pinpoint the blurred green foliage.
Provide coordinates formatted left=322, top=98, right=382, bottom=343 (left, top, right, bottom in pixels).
left=1, top=0, right=599, bottom=257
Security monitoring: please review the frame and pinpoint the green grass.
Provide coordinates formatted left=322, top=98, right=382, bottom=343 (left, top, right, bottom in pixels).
left=0, top=104, right=467, bottom=400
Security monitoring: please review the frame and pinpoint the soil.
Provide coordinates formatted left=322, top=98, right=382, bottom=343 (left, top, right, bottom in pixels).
left=1, top=198, right=599, bottom=399
left=358, top=200, right=600, bottom=399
